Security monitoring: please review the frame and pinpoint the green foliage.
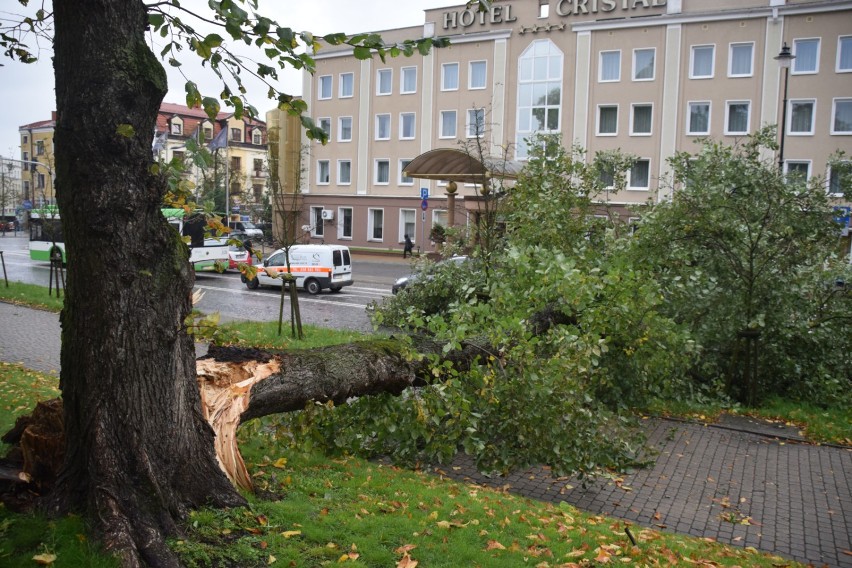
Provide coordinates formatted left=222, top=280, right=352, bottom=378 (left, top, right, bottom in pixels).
left=630, top=127, right=852, bottom=405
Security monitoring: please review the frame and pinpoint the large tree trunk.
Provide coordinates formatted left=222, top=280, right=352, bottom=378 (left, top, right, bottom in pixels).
left=47, top=1, right=244, bottom=566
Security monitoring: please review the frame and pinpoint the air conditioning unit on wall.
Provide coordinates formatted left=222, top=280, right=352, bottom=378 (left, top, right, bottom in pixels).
left=321, top=209, right=334, bottom=220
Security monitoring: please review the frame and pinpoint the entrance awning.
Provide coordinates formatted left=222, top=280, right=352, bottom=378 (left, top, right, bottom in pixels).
left=403, top=148, right=522, bottom=184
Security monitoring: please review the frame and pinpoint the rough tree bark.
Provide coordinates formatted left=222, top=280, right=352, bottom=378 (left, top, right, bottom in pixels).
left=46, top=1, right=245, bottom=566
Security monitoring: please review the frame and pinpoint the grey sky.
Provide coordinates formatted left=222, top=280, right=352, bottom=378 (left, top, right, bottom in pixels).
left=1, top=0, right=456, bottom=158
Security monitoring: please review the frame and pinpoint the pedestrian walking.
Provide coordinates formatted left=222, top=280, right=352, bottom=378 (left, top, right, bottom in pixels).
left=403, top=234, right=413, bottom=258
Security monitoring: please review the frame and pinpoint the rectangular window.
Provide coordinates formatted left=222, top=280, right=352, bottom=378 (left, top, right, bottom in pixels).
left=785, top=160, right=811, bottom=180
left=633, top=48, right=655, bottom=81
left=690, top=45, right=715, bottom=78
left=831, top=98, right=852, bottom=134
left=337, top=160, right=351, bottom=185
left=35, top=140, right=45, bottom=155
left=828, top=162, right=850, bottom=196
left=230, top=156, right=241, bottom=171
left=725, top=101, right=750, bottom=135
left=467, top=108, right=485, bottom=137
left=375, top=114, right=391, bottom=140
left=311, top=206, right=324, bottom=237
left=838, top=36, right=852, bottom=72
left=338, top=116, right=352, bottom=142
left=37, top=174, right=45, bottom=188
left=318, top=117, right=331, bottom=138
left=400, top=113, right=416, bottom=139
left=401, top=67, right=417, bottom=94
left=599, top=166, right=615, bottom=189
left=230, top=128, right=242, bottom=142
left=729, top=43, right=754, bottom=77
left=339, top=72, right=354, bottom=98
left=442, top=62, right=459, bottom=90
left=792, top=38, right=820, bottom=74
left=170, top=122, right=182, bottom=135
left=440, top=110, right=457, bottom=138
left=688, top=102, right=710, bottom=135
left=539, top=0, right=549, bottom=18
left=631, top=104, right=652, bottom=135
left=339, top=207, right=353, bottom=239
left=629, top=159, right=650, bottom=189
left=253, top=158, right=263, bottom=172
left=252, top=130, right=262, bottom=145
left=317, top=160, right=330, bottom=185
left=400, top=209, right=416, bottom=242
left=377, top=69, right=392, bottom=95
left=204, top=127, right=213, bottom=140
left=789, top=100, right=816, bottom=135
left=399, top=159, right=413, bottom=185
left=432, top=209, right=448, bottom=229
left=318, top=75, right=332, bottom=99
left=599, top=50, right=621, bottom=82
left=375, top=159, right=390, bottom=184
left=469, top=61, right=487, bottom=89
left=368, top=208, right=384, bottom=240
left=597, top=105, right=618, bottom=135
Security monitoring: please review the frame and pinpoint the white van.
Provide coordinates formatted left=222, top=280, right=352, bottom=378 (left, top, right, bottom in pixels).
left=244, top=244, right=353, bottom=294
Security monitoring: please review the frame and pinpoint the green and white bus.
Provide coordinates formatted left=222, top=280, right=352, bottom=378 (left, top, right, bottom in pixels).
left=29, top=207, right=230, bottom=271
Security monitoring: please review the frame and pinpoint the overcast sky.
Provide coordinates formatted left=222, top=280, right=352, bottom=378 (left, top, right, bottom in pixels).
left=1, top=0, right=457, bottom=158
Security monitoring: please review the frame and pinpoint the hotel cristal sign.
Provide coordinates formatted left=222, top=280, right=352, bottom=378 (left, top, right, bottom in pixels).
left=442, top=0, right=668, bottom=29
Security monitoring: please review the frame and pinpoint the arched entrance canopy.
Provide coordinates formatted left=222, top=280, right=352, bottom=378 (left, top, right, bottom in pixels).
left=403, top=148, right=522, bottom=184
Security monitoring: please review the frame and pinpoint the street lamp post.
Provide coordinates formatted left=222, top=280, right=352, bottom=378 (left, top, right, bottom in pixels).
left=774, top=43, right=795, bottom=172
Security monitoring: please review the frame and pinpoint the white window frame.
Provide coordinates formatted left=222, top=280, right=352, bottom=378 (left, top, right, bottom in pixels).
left=441, top=62, right=459, bottom=91
left=687, top=101, right=711, bottom=135
left=630, top=103, right=653, bottom=136
left=788, top=99, right=816, bottom=135
left=375, top=113, right=391, bottom=141
left=837, top=36, right=852, bottom=73
left=338, top=116, right=352, bottom=142
left=399, top=112, right=416, bottom=140
left=728, top=42, right=754, bottom=77
left=633, top=48, right=656, bottom=81
left=318, top=75, right=332, bottom=100
left=316, top=160, right=330, bottom=185
left=792, top=38, right=820, bottom=75
left=338, top=207, right=353, bottom=239
left=339, top=72, right=354, bottom=98
left=399, top=209, right=416, bottom=243
left=827, top=161, right=850, bottom=197
left=432, top=209, right=448, bottom=231
left=310, top=206, right=324, bottom=237
left=724, top=100, right=751, bottom=135
left=368, top=208, right=384, bottom=241
left=401, top=66, right=417, bottom=94
left=830, top=98, right=852, bottom=135
left=337, top=159, right=352, bottom=186
left=628, top=158, right=651, bottom=190
left=399, top=159, right=414, bottom=185
left=596, top=104, right=619, bottom=136
left=317, top=117, right=331, bottom=138
left=469, top=60, right=487, bottom=89
left=784, top=160, right=812, bottom=180
left=467, top=108, right=485, bottom=138
left=515, top=39, right=563, bottom=160
left=374, top=159, right=390, bottom=185
left=377, top=68, right=393, bottom=96
left=439, top=110, right=457, bottom=139
left=689, top=44, right=715, bottom=79
left=599, top=50, right=621, bottom=82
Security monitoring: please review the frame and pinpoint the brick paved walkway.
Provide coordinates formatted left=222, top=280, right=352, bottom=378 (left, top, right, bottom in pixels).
left=1, top=301, right=850, bottom=567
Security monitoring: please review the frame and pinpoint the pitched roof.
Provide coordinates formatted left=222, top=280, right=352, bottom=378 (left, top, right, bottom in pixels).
left=19, top=118, right=55, bottom=130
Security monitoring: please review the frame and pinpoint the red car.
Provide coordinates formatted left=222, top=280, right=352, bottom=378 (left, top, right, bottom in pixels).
left=228, top=237, right=253, bottom=270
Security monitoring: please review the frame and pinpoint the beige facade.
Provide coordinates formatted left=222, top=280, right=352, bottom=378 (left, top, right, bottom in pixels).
left=284, top=0, right=852, bottom=252
left=19, top=115, right=57, bottom=206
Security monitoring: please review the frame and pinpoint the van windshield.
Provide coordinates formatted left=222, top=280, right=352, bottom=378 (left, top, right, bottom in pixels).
left=243, top=222, right=258, bottom=229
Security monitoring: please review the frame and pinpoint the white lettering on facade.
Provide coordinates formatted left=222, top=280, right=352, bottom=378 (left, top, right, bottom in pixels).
left=438, top=4, right=516, bottom=29
left=555, top=0, right=664, bottom=16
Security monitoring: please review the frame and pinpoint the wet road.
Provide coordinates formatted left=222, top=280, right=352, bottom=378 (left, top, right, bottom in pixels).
left=0, top=234, right=413, bottom=332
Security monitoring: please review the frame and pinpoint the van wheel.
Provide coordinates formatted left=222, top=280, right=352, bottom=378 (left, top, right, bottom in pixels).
left=330, top=285, right=343, bottom=293
left=305, top=278, right=321, bottom=295
left=245, top=277, right=259, bottom=290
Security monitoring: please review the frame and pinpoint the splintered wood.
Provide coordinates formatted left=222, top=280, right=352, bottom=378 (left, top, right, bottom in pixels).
left=196, top=357, right=280, bottom=491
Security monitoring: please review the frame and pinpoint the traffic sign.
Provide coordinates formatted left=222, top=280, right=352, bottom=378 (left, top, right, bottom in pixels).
left=420, top=199, right=428, bottom=211
left=420, top=187, right=429, bottom=200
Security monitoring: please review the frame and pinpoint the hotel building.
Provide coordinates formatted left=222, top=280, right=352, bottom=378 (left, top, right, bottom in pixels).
left=267, top=0, right=852, bottom=252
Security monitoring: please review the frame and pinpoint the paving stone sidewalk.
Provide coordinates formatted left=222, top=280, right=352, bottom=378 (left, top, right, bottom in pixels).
left=1, top=301, right=850, bottom=567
